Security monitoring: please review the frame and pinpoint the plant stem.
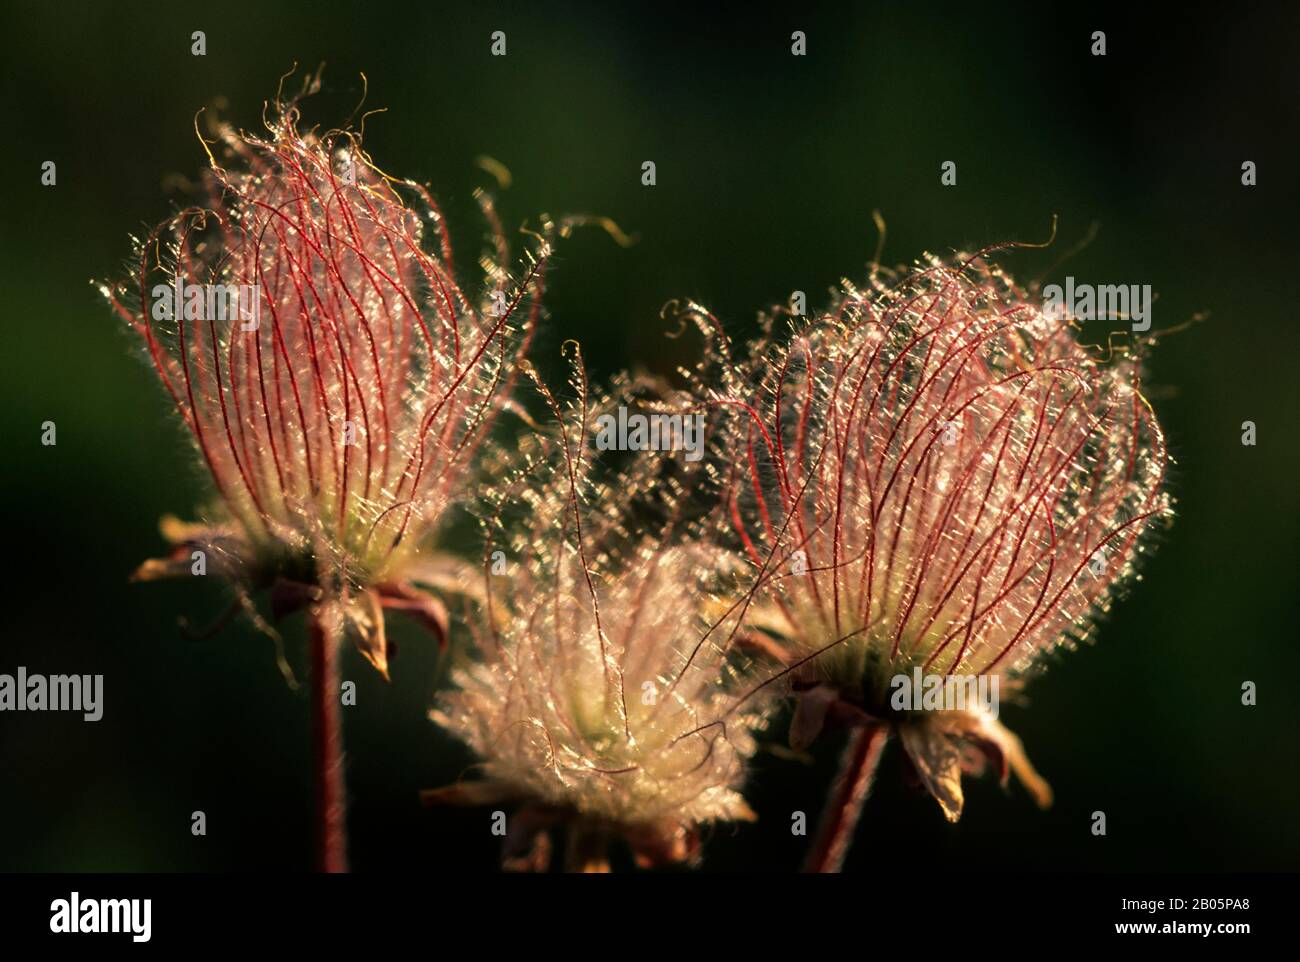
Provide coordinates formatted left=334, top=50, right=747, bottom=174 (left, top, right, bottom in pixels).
left=803, top=724, right=888, bottom=873
left=564, top=823, right=611, bottom=873
left=309, top=607, right=348, bottom=872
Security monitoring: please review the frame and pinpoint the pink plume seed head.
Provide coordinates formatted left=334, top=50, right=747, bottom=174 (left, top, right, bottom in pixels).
left=720, top=252, right=1172, bottom=696
left=700, top=251, right=1173, bottom=818
left=105, top=95, right=547, bottom=672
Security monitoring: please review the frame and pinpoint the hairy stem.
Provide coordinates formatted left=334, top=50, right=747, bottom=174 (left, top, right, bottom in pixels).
left=309, top=607, right=348, bottom=872
left=803, top=724, right=888, bottom=873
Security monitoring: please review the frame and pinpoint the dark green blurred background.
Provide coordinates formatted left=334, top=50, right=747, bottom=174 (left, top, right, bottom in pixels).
left=1, top=1, right=1297, bottom=871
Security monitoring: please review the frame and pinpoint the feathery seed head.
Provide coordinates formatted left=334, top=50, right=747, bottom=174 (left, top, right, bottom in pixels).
left=700, top=249, right=1172, bottom=819
left=429, top=361, right=772, bottom=869
left=104, top=86, right=547, bottom=673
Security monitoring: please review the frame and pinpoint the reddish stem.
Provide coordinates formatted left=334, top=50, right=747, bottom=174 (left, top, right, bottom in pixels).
left=803, top=724, right=888, bottom=873
left=564, top=823, right=611, bottom=874
left=309, top=608, right=348, bottom=872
